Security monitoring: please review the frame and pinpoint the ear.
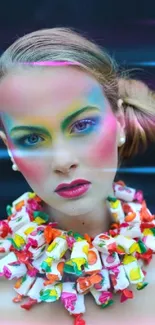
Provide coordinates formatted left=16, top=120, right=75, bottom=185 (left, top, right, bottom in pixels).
left=0, top=130, right=8, bottom=147
left=116, top=99, right=126, bottom=147
left=0, top=131, right=14, bottom=161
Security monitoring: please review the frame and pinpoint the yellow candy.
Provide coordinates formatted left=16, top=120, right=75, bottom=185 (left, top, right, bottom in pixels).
left=47, top=242, right=57, bottom=253
left=123, top=255, right=136, bottom=265
left=143, top=229, right=153, bottom=236
left=109, top=200, right=119, bottom=209
left=24, top=226, right=36, bottom=236
left=129, top=242, right=139, bottom=254
left=129, top=267, right=141, bottom=281
left=34, top=217, right=46, bottom=225
left=45, top=257, right=53, bottom=266
left=82, top=245, right=89, bottom=255
left=14, top=234, right=25, bottom=247
left=28, top=193, right=36, bottom=199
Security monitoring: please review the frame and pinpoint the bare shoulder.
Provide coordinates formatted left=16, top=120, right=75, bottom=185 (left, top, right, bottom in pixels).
left=1, top=257, right=155, bottom=325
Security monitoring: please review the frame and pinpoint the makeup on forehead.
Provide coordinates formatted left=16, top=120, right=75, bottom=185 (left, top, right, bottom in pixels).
left=9, top=105, right=101, bottom=135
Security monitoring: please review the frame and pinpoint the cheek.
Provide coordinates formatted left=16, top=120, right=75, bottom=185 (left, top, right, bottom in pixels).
left=9, top=142, right=47, bottom=184
left=87, top=114, right=118, bottom=167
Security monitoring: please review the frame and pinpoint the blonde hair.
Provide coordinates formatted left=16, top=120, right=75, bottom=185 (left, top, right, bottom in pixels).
left=0, top=27, right=155, bottom=160
left=118, top=78, right=155, bottom=159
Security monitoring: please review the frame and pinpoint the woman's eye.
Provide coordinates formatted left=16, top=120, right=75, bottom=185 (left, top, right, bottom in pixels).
left=15, top=134, right=44, bottom=147
left=69, top=117, right=100, bottom=135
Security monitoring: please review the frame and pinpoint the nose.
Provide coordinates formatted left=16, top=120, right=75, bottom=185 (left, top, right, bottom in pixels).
left=51, top=142, right=79, bottom=175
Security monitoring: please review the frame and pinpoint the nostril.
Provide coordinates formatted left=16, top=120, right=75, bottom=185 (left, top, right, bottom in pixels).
left=70, top=164, right=77, bottom=170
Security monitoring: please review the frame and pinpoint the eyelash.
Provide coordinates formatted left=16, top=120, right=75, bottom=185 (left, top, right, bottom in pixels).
left=14, top=134, right=45, bottom=148
left=69, top=117, right=100, bottom=135
left=13, top=116, right=100, bottom=148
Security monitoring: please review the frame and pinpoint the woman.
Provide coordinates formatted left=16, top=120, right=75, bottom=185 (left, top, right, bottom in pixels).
left=0, top=28, right=155, bottom=325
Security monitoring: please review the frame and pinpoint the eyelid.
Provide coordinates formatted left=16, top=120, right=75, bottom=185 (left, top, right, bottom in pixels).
left=69, top=115, right=101, bottom=128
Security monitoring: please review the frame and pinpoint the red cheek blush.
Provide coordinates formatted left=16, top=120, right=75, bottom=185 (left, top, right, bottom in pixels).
left=87, top=114, right=118, bottom=167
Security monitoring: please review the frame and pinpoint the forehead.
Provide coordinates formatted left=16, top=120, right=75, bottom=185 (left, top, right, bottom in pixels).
left=0, top=67, right=104, bottom=118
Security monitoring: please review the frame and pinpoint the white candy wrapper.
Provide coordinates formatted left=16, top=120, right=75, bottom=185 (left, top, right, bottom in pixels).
left=44, top=259, right=65, bottom=284
left=9, top=207, right=31, bottom=233
left=39, top=283, right=62, bottom=302
left=61, top=282, right=77, bottom=312
left=28, top=244, right=47, bottom=260
left=123, top=256, right=144, bottom=284
left=69, top=294, right=85, bottom=315
left=110, top=265, right=129, bottom=291
left=94, top=269, right=110, bottom=291
left=92, top=234, right=116, bottom=254
left=0, top=252, right=26, bottom=279
left=15, top=222, right=38, bottom=242
left=46, top=236, right=68, bottom=260
left=0, top=252, right=17, bottom=272
left=0, top=239, right=12, bottom=257
left=115, top=235, right=138, bottom=254
left=101, top=252, right=120, bottom=269
left=113, top=184, right=136, bottom=202
left=143, top=235, right=155, bottom=250
left=90, top=287, right=113, bottom=306
left=84, top=247, right=102, bottom=274
left=107, top=197, right=125, bottom=223
left=32, top=252, right=47, bottom=272
left=120, top=224, right=142, bottom=238
left=27, top=278, right=44, bottom=301
left=14, top=274, right=36, bottom=296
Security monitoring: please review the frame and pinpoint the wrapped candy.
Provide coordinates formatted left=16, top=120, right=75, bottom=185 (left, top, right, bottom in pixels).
left=11, top=222, right=38, bottom=250
left=64, top=240, right=89, bottom=276
left=84, top=247, right=102, bottom=274
left=115, top=235, right=138, bottom=254
left=77, top=273, right=102, bottom=293
left=120, top=223, right=142, bottom=238
left=0, top=239, right=12, bottom=257
left=61, top=282, right=77, bottom=312
left=0, top=220, right=12, bottom=238
left=92, top=233, right=116, bottom=254
left=46, top=235, right=68, bottom=260
left=28, top=244, right=47, bottom=260
left=27, top=277, right=45, bottom=302
left=94, top=268, right=110, bottom=291
left=14, top=274, right=36, bottom=296
left=101, top=252, right=120, bottom=269
left=110, top=265, right=129, bottom=291
left=39, top=283, right=62, bottom=302
left=90, top=287, right=113, bottom=308
left=0, top=252, right=27, bottom=279
left=43, top=259, right=65, bottom=285
left=107, top=197, right=125, bottom=223
left=8, top=207, right=32, bottom=233
left=142, top=235, right=155, bottom=250
left=122, top=255, right=144, bottom=284
left=69, top=293, right=85, bottom=315
left=113, top=183, right=143, bottom=203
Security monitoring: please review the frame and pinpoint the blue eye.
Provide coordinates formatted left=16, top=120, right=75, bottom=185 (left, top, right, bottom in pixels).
left=15, top=134, right=44, bottom=147
left=70, top=117, right=100, bottom=135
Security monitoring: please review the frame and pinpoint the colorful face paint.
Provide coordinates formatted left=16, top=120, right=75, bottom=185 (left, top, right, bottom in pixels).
left=0, top=67, right=123, bottom=218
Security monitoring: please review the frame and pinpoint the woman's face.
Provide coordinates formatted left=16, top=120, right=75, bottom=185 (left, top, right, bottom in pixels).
left=0, top=67, right=124, bottom=216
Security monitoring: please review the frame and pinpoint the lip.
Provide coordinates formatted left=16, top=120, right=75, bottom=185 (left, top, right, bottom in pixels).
left=55, top=179, right=91, bottom=199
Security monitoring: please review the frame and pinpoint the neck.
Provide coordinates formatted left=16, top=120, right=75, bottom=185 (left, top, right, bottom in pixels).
left=44, top=199, right=112, bottom=237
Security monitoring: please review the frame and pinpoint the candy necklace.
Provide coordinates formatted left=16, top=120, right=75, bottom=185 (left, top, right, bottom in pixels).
left=0, top=180, right=155, bottom=325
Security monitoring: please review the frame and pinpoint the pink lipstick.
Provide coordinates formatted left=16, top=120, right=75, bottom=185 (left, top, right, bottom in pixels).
left=55, top=179, right=91, bottom=199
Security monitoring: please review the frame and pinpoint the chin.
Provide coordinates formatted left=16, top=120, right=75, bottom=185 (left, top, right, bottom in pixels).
left=53, top=196, right=98, bottom=216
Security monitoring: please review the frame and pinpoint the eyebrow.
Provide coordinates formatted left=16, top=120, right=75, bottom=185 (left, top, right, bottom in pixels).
left=61, top=106, right=100, bottom=131
left=10, top=106, right=100, bottom=136
left=10, top=125, right=51, bottom=137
